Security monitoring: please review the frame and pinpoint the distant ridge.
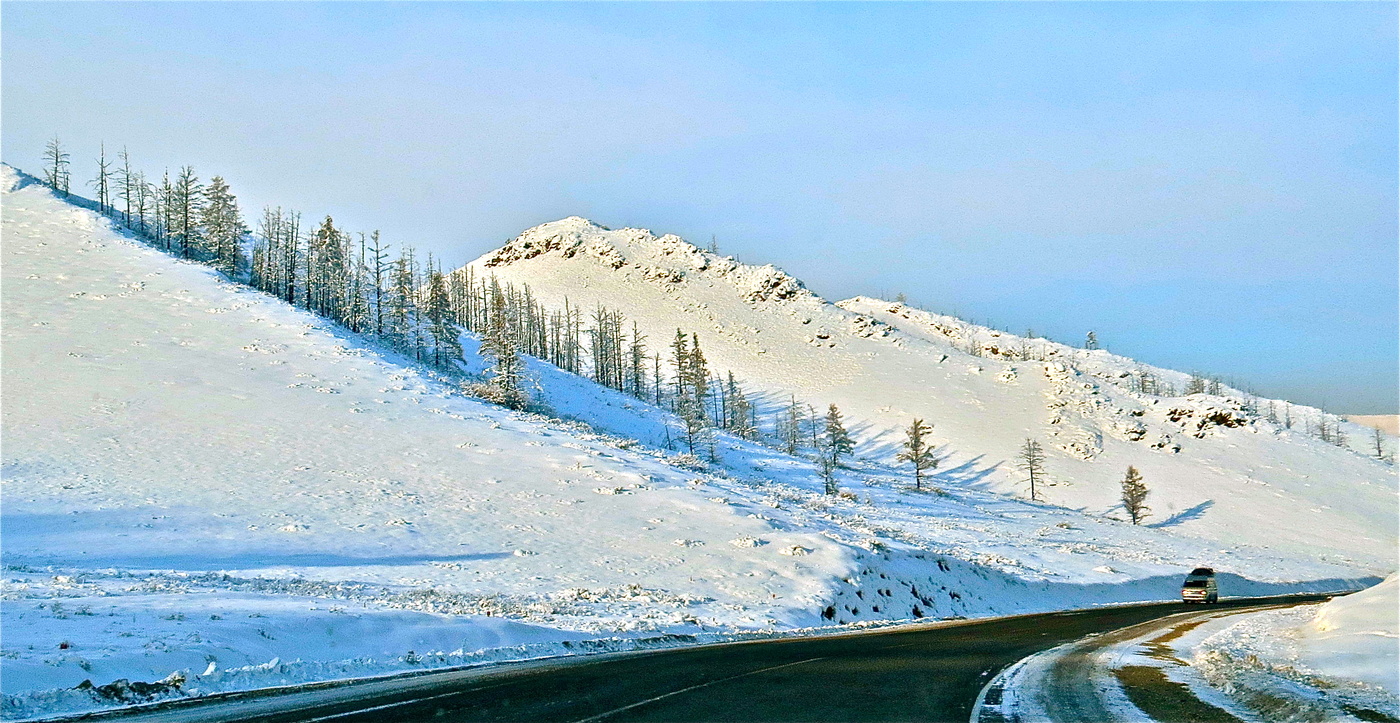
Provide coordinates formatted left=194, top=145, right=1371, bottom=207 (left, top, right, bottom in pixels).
left=1348, top=415, right=1399, bottom=436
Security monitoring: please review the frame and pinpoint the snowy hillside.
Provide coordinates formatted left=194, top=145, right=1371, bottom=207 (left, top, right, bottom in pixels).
left=0, top=169, right=838, bottom=716
left=0, top=171, right=1387, bottom=719
left=463, top=217, right=1397, bottom=571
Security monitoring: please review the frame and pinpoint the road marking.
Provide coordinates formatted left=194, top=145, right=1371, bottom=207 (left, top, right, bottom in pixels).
left=296, top=680, right=517, bottom=722
left=571, top=657, right=829, bottom=723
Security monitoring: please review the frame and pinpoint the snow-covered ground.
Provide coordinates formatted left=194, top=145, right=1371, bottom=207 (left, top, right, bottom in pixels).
left=1188, top=576, right=1399, bottom=721
left=993, top=583, right=1397, bottom=723
left=0, top=170, right=1390, bottom=719
left=464, top=217, right=1397, bottom=571
left=0, top=168, right=832, bottom=718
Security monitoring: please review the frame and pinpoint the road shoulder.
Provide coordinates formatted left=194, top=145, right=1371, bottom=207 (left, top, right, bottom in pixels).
left=974, top=602, right=1319, bottom=723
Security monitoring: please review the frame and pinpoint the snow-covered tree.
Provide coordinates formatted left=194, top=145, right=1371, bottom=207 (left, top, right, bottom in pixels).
left=1120, top=465, right=1149, bottom=524
left=172, top=166, right=204, bottom=258
left=130, top=170, right=151, bottom=235
left=367, top=231, right=391, bottom=337
left=669, top=330, right=712, bottom=456
left=201, top=176, right=246, bottom=277
left=823, top=404, right=854, bottom=467
left=724, top=372, right=755, bottom=440
left=896, top=418, right=937, bottom=490
left=423, top=269, right=462, bottom=367
left=308, top=216, right=348, bottom=321
left=589, top=306, right=626, bottom=391
left=478, top=281, right=526, bottom=409
left=818, top=404, right=854, bottom=495
left=388, top=250, right=423, bottom=358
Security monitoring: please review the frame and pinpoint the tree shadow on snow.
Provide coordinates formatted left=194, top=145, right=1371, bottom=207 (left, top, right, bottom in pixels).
left=1147, top=500, right=1215, bottom=528
left=930, top=455, right=1001, bottom=488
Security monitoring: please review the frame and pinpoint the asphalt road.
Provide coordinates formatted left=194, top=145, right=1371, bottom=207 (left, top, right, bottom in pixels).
left=1010, top=600, right=1316, bottom=722
left=57, top=594, right=1336, bottom=723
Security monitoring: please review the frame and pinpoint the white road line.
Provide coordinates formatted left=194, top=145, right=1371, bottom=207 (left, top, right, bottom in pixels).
left=571, top=657, right=829, bottom=723
left=296, top=680, right=516, bottom=722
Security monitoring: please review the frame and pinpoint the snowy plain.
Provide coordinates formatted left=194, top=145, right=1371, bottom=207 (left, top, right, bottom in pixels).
left=1, top=168, right=1392, bottom=719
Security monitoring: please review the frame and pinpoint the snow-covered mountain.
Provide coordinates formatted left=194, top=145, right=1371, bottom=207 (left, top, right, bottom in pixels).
left=462, top=217, right=1397, bottom=572
left=1, top=172, right=1389, bottom=718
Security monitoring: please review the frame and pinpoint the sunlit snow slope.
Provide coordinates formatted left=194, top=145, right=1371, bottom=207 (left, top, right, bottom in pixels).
left=462, top=217, right=1397, bottom=572
left=0, top=168, right=849, bottom=713
left=0, top=171, right=1387, bottom=718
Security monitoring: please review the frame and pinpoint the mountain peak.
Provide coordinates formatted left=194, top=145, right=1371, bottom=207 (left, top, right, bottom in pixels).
left=475, top=218, right=814, bottom=305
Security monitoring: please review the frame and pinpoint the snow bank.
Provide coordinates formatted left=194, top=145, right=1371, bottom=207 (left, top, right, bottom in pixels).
left=1299, top=574, right=1399, bottom=695
left=1189, top=579, right=1399, bottom=720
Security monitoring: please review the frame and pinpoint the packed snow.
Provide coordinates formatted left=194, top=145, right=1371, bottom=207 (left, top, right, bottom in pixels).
left=1186, top=576, right=1399, bottom=720
left=995, top=585, right=1398, bottom=723
left=1, top=171, right=1390, bottom=719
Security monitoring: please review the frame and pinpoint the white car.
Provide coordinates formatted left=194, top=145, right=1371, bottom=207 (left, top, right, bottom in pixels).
left=1181, top=567, right=1219, bottom=603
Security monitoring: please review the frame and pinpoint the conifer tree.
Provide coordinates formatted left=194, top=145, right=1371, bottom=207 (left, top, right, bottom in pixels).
left=666, top=329, right=714, bottom=456
left=479, top=281, right=526, bottom=409
left=309, top=216, right=348, bottom=320
left=628, top=322, right=648, bottom=400
left=201, top=176, right=246, bottom=277
left=823, top=404, right=854, bottom=467
left=1018, top=438, right=1046, bottom=501
left=90, top=143, right=112, bottom=214
left=156, top=170, right=175, bottom=249
left=117, top=147, right=136, bottom=224
left=1120, top=465, right=1150, bottom=524
left=724, top=372, right=755, bottom=439
left=131, top=170, right=151, bottom=235
left=689, top=333, right=710, bottom=413
left=816, top=404, right=853, bottom=495
left=896, top=418, right=937, bottom=490
left=818, top=452, right=838, bottom=495
left=367, top=231, right=391, bottom=337
left=424, top=269, right=462, bottom=367
left=343, top=234, right=370, bottom=334
left=43, top=137, right=70, bottom=196
left=172, top=166, right=204, bottom=258
left=779, top=396, right=803, bottom=454
left=1373, top=427, right=1393, bottom=463
left=652, top=353, right=664, bottom=406
left=670, top=329, right=690, bottom=409
left=389, top=251, right=421, bottom=357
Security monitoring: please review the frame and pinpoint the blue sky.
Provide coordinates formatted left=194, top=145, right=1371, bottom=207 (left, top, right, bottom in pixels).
left=5, top=2, right=1396, bottom=412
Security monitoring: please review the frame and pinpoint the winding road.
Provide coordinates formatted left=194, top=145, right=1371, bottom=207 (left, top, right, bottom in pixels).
left=53, top=594, right=1336, bottom=723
